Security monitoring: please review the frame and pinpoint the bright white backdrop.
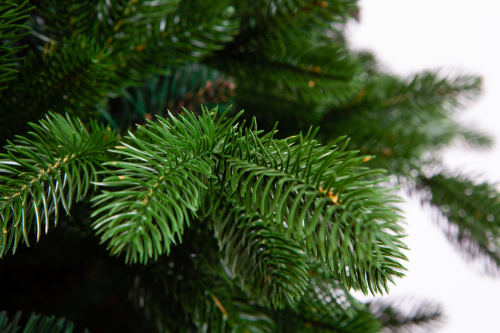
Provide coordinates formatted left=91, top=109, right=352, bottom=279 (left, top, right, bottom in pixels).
left=347, top=1, right=500, bottom=332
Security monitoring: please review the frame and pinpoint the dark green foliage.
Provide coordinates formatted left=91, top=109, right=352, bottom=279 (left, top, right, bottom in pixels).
left=214, top=117, right=407, bottom=294
left=202, top=193, right=310, bottom=308
left=0, top=0, right=33, bottom=91
left=321, top=71, right=485, bottom=172
left=0, top=113, right=119, bottom=257
left=0, top=0, right=496, bottom=332
left=234, top=0, right=357, bottom=35
left=0, top=206, right=156, bottom=332
left=419, top=172, right=500, bottom=271
left=106, top=62, right=234, bottom=129
left=132, top=229, right=278, bottom=332
left=0, top=36, right=116, bottom=137
left=212, top=25, right=364, bottom=116
left=0, top=107, right=406, bottom=330
left=0, top=311, right=87, bottom=333
left=0, top=0, right=239, bottom=139
left=95, top=0, right=238, bottom=83
left=274, top=271, right=383, bottom=333
left=89, top=109, right=406, bottom=294
left=315, top=58, right=499, bottom=272
left=369, top=298, right=443, bottom=333
left=91, top=110, right=220, bottom=264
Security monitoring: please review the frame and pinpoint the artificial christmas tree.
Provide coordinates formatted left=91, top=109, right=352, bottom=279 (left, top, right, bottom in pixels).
left=0, top=1, right=496, bottom=332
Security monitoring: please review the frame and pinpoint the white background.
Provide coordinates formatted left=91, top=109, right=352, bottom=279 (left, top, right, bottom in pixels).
left=347, top=1, right=500, bottom=332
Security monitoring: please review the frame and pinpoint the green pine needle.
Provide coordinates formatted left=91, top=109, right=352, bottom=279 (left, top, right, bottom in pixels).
left=91, top=108, right=407, bottom=295
left=0, top=311, right=88, bottom=333
left=0, top=113, right=119, bottom=257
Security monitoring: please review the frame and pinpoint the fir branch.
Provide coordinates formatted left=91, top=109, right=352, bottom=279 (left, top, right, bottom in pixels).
left=107, top=63, right=234, bottom=129
left=1, top=1, right=239, bottom=138
left=455, top=126, right=493, bottom=150
left=210, top=1, right=363, bottom=115
left=31, top=0, right=97, bottom=41
left=91, top=108, right=407, bottom=292
left=180, top=228, right=278, bottom=333
left=99, top=0, right=239, bottom=84
left=133, top=229, right=276, bottom=333
left=0, top=0, right=34, bottom=91
left=373, top=72, right=481, bottom=111
left=327, top=71, right=482, bottom=122
left=234, top=0, right=357, bottom=44
left=0, top=0, right=495, bottom=331
left=274, top=272, right=382, bottom=333
left=213, top=32, right=363, bottom=108
left=419, top=172, right=500, bottom=273
left=201, top=192, right=309, bottom=309
left=0, top=35, right=116, bottom=138
left=0, top=113, right=119, bottom=257
left=0, top=311, right=87, bottom=333
left=92, top=109, right=220, bottom=264
left=369, top=297, right=444, bottom=333
left=95, top=0, right=182, bottom=45
left=320, top=72, right=483, bottom=174
left=215, top=117, right=408, bottom=295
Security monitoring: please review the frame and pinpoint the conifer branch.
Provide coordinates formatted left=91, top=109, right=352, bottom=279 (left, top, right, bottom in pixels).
left=216, top=119, right=407, bottom=294
left=0, top=35, right=116, bottom=138
left=455, top=126, right=493, bottom=149
left=213, top=33, right=363, bottom=108
left=133, top=231, right=277, bottom=333
left=202, top=192, right=310, bottom=309
left=0, top=113, right=118, bottom=257
left=320, top=71, right=484, bottom=174
left=372, top=72, right=481, bottom=111
left=0, top=311, right=87, bottom=333
left=369, top=297, right=444, bottom=333
left=1, top=1, right=239, bottom=138
left=209, top=1, right=364, bottom=114
left=91, top=108, right=407, bottom=293
left=235, top=0, right=357, bottom=44
left=274, top=272, right=382, bottom=333
left=92, top=110, right=220, bottom=264
left=99, top=0, right=239, bottom=83
left=32, top=0, right=97, bottom=41
left=419, top=172, right=500, bottom=273
left=0, top=0, right=33, bottom=91
left=108, top=62, right=234, bottom=129
left=0, top=0, right=494, bottom=331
